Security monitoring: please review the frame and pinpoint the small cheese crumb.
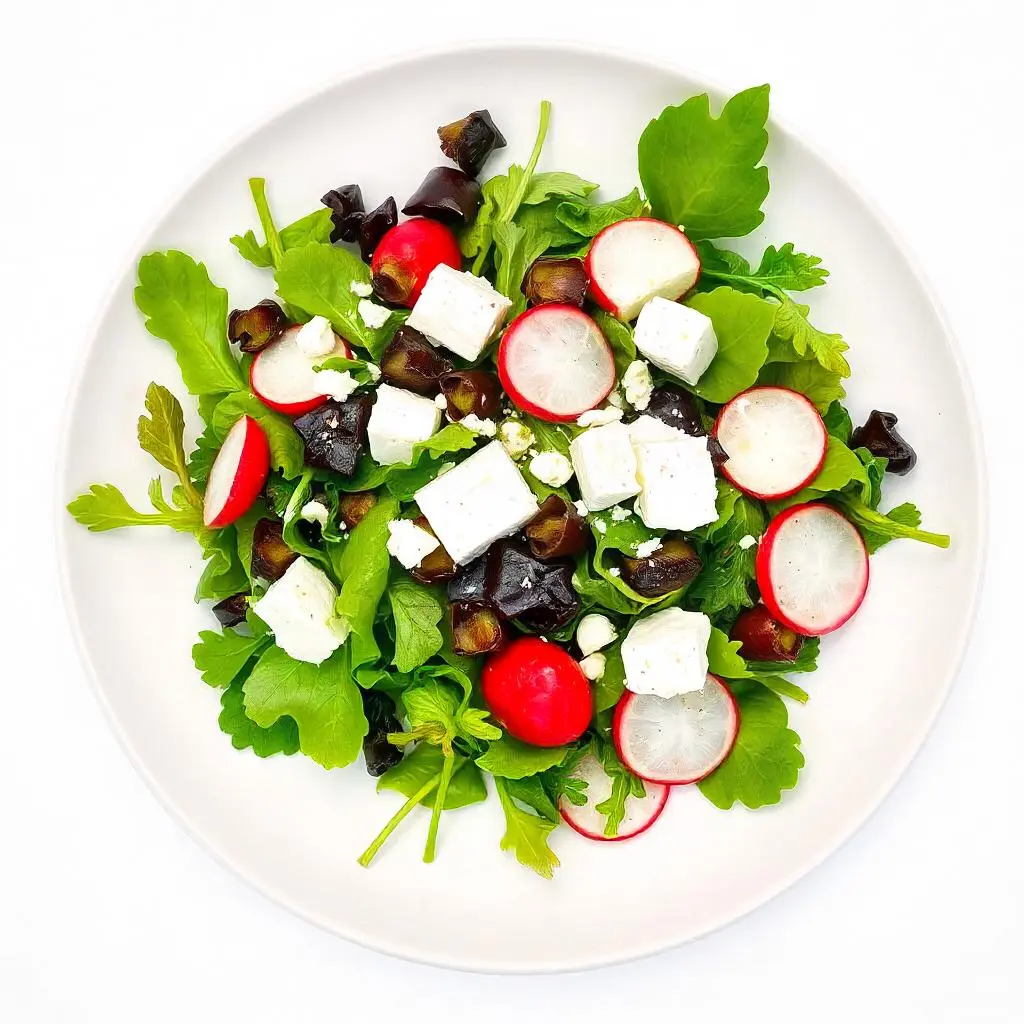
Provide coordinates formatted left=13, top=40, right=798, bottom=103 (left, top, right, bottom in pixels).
left=434, top=393, right=449, bottom=409
left=316, top=369, right=360, bottom=402
left=609, top=567, right=621, bottom=577
left=460, top=414, right=497, bottom=437
left=358, top=299, right=391, bottom=329
left=576, top=406, right=623, bottom=428
left=351, top=280, right=373, bottom=297
left=606, top=389, right=625, bottom=409
left=593, top=519, right=607, bottom=534
left=295, top=315, right=337, bottom=359
left=610, top=505, right=632, bottom=522
left=579, top=653, right=607, bottom=681
left=498, top=419, right=535, bottom=459
left=573, top=499, right=590, bottom=518
left=529, top=451, right=574, bottom=488
left=520, top=576, right=533, bottom=590
left=634, top=537, right=663, bottom=558
left=576, top=613, right=617, bottom=657
left=299, top=500, right=329, bottom=525
left=738, top=534, right=758, bottom=550
left=386, top=519, right=440, bottom=569
left=622, top=360, right=653, bottom=410
left=366, top=363, right=382, bottom=382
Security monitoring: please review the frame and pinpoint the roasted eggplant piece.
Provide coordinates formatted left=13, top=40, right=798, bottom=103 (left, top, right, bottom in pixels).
left=379, top=326, right=454, bottom=395
left=706, top=434, right=729, bottom=472
left=525, top=495, right=587, bottom=560
left=293, top=395, right=373, bottom=476
left=850, top=410, right=917, bottom=475
left=227, top=299, right=287, bottom=354
left=338, top=490, right=377, bottom=530
left=251, top=519, right=298, bottom=582
left=439, top=370, right=502, bottom=421
left=437, top=109, right=507, bottom=177
left=522, top=257, right=589, bottom=308
left=403, top=167, right=481, bottom=227
left=484, top=541, right=580, bottom=630
left=451, top=601, right=506, bottom=656
left=361, top=690, right=403, bottom=777
left=447, top=558, right=487, bottom=604
left=322, top=183, right=365, bottom=244
left=619, top=535, right=701, bottom=598
left=408, top=516, right=457, bottom=585
left=730, top=605, right=803, bottom=663
left=212, top=592, right=249, bottom=627
left=358, top=196, right=398, bottom=261
left=646, top=384, right=705, bottom=437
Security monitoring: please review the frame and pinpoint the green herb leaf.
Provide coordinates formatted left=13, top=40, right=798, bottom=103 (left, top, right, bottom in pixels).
left=231, top=208, right=334, bottom=268
left=823, top=402, right=853, bottom=443
left=136, top=384, right=201, bottom=506
left=389, top=580, right=445, bottom=673
left=770, top=435, right=869, bottom=511
left=521, top=171, right=598, bottom=205
left=837, top=498, right=950, bottom=551
left=706, top=627, right=751, bottom=679
left=758, top=358, right=846, bottom=412
left=67, top=483, right=202, bottom=533
left=754, top=674, right=810, bottom=704
left=495, top=777, right=560, bottom=879
left=377, top=743, right=488, bottom=810
left=192, top=628, right=269, bottom=688
left=697, top=241, right=828, bottom=293
left=219, top=678, right=300, bottom=756
left=593, top=311, right=637, bottom=377
left=476, top=737, right=568, bottom=779
left=771, top=295, right=851, bottom=377
left=555, top=189, right=649, bottom=238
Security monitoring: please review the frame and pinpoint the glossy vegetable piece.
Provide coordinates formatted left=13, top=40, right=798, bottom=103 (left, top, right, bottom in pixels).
left=706, top=435, right=729, bottom=472
left=293, top=394, right=373, bottom=476
left=730, top=605, right=803, bottom=662
left=437, top=109, right=507, bottom=177
left=447, top=557, right=487, bottom=604
left=212, top=592, right=249, bottom=628
left=370, top=218, right=462, bottom=307
left=361, top=689, right=403, bottom=777
left=203, top=416, right=271, bottom=528
left=251, top=518, right=298, bottom=582
left=338, top=490, right=377, bottom=530
left=321, top=183, right=365, bottom=244
left=379, top=325, right=454, bottom=395
left=228, top=299, right=287, bottom=354
left=439, top=369, right=502, bottom=420
left=525, top=495, right=587, bottom=560
left=358, top=196, right=398, bottom=261
left=522, top=257, right=589, bottom=308
left=450, top=601, right=506, bottom=656
left=850, top=410, right=917, bottom=475
left=408, top=516, right=457, bottom=585
left=403, top=167, right=481, bottom=227
left=646, top=383, right=705, bottom=436
left=484, top=541, right=581, bottom=630
left=619, top=535, right=702, bottom=597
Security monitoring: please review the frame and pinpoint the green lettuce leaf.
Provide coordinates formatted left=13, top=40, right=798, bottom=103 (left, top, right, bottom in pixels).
left=758, top=358, right=846, bottom=412
left=593, top=311, right=636, bottom=377
left=476, top=736, right=568, bottom=779
left=521, top=171, right=598, bottom=205
left=554, top=189, right=649, bottom=238
left=494, top=776, right=560, bottom=879
left=219, top=678, right=300, bottom=756
left=231, top=208, right=334, bottom=268
left=771, top=295, right=851, bottom=377
left=697, top=241, right=828, bottom=293
left=191, top=628, right=269, bottom=688
left=389, top=580, right=445, bottom=673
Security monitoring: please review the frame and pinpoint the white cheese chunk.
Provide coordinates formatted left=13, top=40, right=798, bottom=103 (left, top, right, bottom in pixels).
left=579, top=653, right=607, bottom=681
left=621, top=608, right=710, bottom=698
left=407, top=264, right=512, bottom=361
left=350, top=280, right=373, bottom=297
left=498, top=419, right=535, bottom=459
left=386, top=519, right=440, bottom=569
left=627, top=414, right=682, bottom=445
left=295, top=315, right=338, bottom=358
left=315, top=368, right=360, bottom=403
left=459, top=414, right=497, bottom=437
left=367, top=384, right=441, bottom=466
left=299, top=500, right=329, bottom=525
left=576, top=406, right=623, bottom=427
left=622, top=360, right=653, bottom=410
left=576, top=613, right=617, bottom=657
left=569, top=421, right=641, bottom=511
left=358, top=298, right=392, bottom=330
left=633, top=432, right=718, bottom=531
left=634, top=537, right=663, bottom=557
left=414, top=441, right=539, bottom=564
left=634, top=297, right=718, bottom=385
left=251, top=557, right=349, bottom=665
left=529, top=450, right=574, bottom=487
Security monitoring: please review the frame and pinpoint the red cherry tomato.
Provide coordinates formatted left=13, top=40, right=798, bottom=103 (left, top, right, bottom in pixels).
left=481, top=636, right=592, bottom=748
left=370, top=218, right=461, bottom=307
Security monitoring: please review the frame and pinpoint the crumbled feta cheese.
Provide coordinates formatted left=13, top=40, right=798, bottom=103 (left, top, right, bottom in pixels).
left=610, top=505, right=632, bottom=522
left=606, top=389, right=625, bottom=409
left=573, top=499, right=590, bottom=518
left=634, top=297, right=718, bottom=385
left=576, top=406, right=623, bottom=428
left=529, top=451, right=574, bottom=488
left=520, top=576, right=533, bottom=590
left=621, top=608, right=711, bottom=699
left=460, top=414, right=497, bottom=437
left=622, top=360, right=653, bottom=410
left=576, top=613, right=617, bottom=657
left=593, top=519, right=607, bottom=534
left=609, top=567, right=621, bottom=577
left=579, top=653, right=607, bottom=681
left=367, top=384, right=441, bottom=466
left=634, top=537, right=663, bottom=558
left=299, top=500, right=329, bottom=525
left=633, top=432, right=718, bottom=531
left=358, top=299, right=392, bottom=330
left=569, top=422, right=641, bottom=511
left=386, top=519, right=440, bottom=569
left=295, top=315, right=338, bottom=359
left=498, top=419, right=535, bottom=460
left=366, top=363, right=382, bottom=382
left=434, top=393, right=449, bottom=409
left=738, top=534, right=758, bottom=550
left=315, top=368, right=360, bottom=403
left=350, top=280, right=373, bottom=297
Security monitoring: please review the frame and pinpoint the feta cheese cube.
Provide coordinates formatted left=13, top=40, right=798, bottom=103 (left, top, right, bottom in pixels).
left=576, top=613, right=617, bottom=656
left=407, top=264, right=512, bottom=361
left=414, top=441, right=539, bottom=564
left=367, top=384, right=442, bottom=466
left=569, top=422, right=641, bottom=511
left=251, top=557, right=349, bottom=665
left=621, top=608, right=711, bottom=698
left=633, top=432, right=718, bottom=531
left=622, top=360, right=653, bottom=409
left=295, top=315, right=338, bottom=358
left=386, top=519, right=440, bottom=569
left=634, top=297, right=718, bottom=385
left=628, top=414, right=682, bottom=445
left=528, top=450, right=574, bottom=488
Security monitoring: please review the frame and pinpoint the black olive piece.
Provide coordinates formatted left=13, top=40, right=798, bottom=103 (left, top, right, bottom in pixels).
left=646, top=384, right=705, bottom=437
left=522, top=257, right=589, bottom=308
left=850, top=410, right=918, bottom=475
left=706, top=435, right=729, bottom=472
left=619, top=536, right=702, bottom=598
left=439, top=370, right=502, bottom=420
left=450, top=602, right=506, bottom=656
left=322, top=184, right=365, bottom=244
left=361, top=690, right=403, bottom=777
left=408, top=517, right=457, bottom=585
left=358, top=197, right=398, bottom=261
left=403, top=167, right=481, bottom=227
left=447, top=558, right=487, bottom=604
left=251, top=519, right=298, bottom=582
left=212, top=592, right=249, bottom=627
left=338, top=490, right=377, bottom=530
left=228, top=299, right=288, bottom=354
left=525, top=495, right=587, bottom=560
left=380, top=326, right=454, bottom=395
left=293, top=394, right=373, bottom=476
left=437, top=109, right=507, bottom=178
left=483, top=541, right=581, bottom=630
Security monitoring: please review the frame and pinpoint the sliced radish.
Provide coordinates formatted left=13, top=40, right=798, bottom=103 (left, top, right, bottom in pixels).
left=203, top=415, right=270, bottom=528
left=612, top=675, right=739, bottom=785
left=713, top=386, right=827, bottom=500
left=497, top=304, right=615, bottom=422
left=585, top=218, right=700, bottom=322
left=558, top=752, right=669, bottom=842
left=250, top=324, right=351, bottom=416
left=756, top=503, right=869, bottom=636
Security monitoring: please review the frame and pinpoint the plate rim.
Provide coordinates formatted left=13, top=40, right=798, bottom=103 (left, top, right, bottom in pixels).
left=55, top=39, right=989, bottom=974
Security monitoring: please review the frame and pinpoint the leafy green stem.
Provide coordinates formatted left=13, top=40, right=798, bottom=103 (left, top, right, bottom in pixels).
left=422, top=750, right=457, bottom=863
left=249, top=177, right=285, bottom=269
left=838, top=499, right=951, bottom=549
left=357, top=773, right=441, bottom=868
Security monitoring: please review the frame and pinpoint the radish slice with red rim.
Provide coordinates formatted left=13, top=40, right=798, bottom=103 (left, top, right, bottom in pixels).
left=558, top=752, right=669, bottom=842
left=250, top=324, right=352, bottom=416
left=713, top=386, right=827, bottom=500
left=203, top=415, right=270, bottom=528
left=497, top=304, right=615, bottom=422
left=756, top=502, right=869, bottom=636
left=613, top=675, right=739, bottom=785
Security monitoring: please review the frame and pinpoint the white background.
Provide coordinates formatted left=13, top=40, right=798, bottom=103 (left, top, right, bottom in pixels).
left=2, top=1, right=1021, bottom=1020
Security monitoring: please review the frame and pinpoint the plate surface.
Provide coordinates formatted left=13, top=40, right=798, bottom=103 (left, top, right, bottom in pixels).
left=58, top=43, right=985, bottom=972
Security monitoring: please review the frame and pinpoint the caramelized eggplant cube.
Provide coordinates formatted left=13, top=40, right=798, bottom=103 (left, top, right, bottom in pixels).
left=322, top=183, right=365, bottom=244
left=484, top=541, right=581, bottom=629
left=850, top=410, right=917, bottom=475
left=380, top=325, right=454, bottom=395
left=251, top=519, right=298, bottom=582
left=619, top=535, right=702, bottom=598
left=516, top=565, right=580, bottom=632
left=447, top=557, right=487, bottom=604
left=359, top=196, right=398, bottom=261
left=293, top=395, right=373, bottom=476
left=361, top=689, right=403, bottom=777
left=646, top=384, right=706, bottom=437
left=338, top=490, right=377, bottom=530
left=522, top=257, right=589, bottom=308
left=525, top=495, right=587, bottom=560
left=212, top=592, right=249, bottom=627
left=228, top=299, right=287, bottom=354
left=439, top=370, right=502, bottom=420
left=403, top=167, right=481, bottom=227
left=451, top=601, right=506, bottom=656
left=408, top=516, right=457, bottom=584
left=437, top=109, right=507, bottom=178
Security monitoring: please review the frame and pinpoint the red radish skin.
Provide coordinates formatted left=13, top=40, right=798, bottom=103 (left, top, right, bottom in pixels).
left=713, top=387, right=828, bottom=501
left=481, top=636, right=592, bottom=747
left=203, top=416, right=270, bottom=528
left=497, top=304, right=615, bottom=422
left=250, top=325, right=352, bottom=416
left=558, top=753, right=670, bottom=842
left=756, top=503, right=870, bottom=637
left=585, top=218, right=701, bottom=321
left=371, top=218, right=462, bottom=307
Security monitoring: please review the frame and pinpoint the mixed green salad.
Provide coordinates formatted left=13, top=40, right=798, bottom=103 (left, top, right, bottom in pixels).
left=68, top=86, right=949, bottom=878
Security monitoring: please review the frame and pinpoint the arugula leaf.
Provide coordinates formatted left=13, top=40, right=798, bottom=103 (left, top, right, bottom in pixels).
left=67, top=482, right=200, bottom=533
left=192, top=628, right=269, bottom=688
left=219, top=679, right=300, bottom=756
left=231, top=208, right=334, bottom=268
left=823, top=401, right=853, bottom=443
left=706, top=627, right=751, bottom=679
left=521, top=171, right=598, bottom=205
left=555, top=189, right=648, bottom=238
left=593, top=642, right=626, bottom=713
left=494, top=777, right=560, bottom=879
left=771, top=295, right=851, bottom=377
left=837, top=498, right=950, bottom=551
left=242, top=645, right=367, bottom=769
left=389, top=580, right=445, bottom=673
left=136, top=384, right=201, bottom=507
left=503, top=775, right=561, bottom=823
left=135, top=251, right=245, bottom=397
left=476, top=736, right=567, bottom=779
left=377, top=743, right=487, bottom=810
left=638, top=85, right=770, bottom=239
left=685, top=288, right=776, bottom=403
left=593, top=311, right=636, bottom=377
left=594, top=743, right=647, bottom=838
left=698, top=681, right=804, bottom=809
left=758, top=358, right=846, bottom=412
left=697, top=241, right=828, bottom=293
left=770, top=435, right=869, bottom=511
left=194, top=526, right=250, bottom=602
left=209, top=391, right=305, bottom=479
left=186, top=423, right=220, bottom=485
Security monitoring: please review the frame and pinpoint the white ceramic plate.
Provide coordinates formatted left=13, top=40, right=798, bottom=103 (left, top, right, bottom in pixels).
left=58, top=43, right=985, bottom=973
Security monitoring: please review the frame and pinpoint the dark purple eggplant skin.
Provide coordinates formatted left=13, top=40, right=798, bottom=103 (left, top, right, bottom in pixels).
left=228, top=299, right=288, bottom=354
left=850, top=410, right=918, bottom=475
left=380, top=326, right=454, bottom=395
left=403, top=167, right=481, bottom=227
left=483, top=541, right=580, bottom=630
left=293, top=395, right=373, bottom=476
left=361, top=690, right=403, bottom=777
left=646, top=384, right=706, bottom=437
left=706, top=435, right=729, bottom=472
left=212, top=592, right=249, bottom=627
left=447, top=558, right=487, bottom=604
left=251, top=519, right=298, bottom=582
left=619, top=536, right=702, bottom=598
left=322, top=184, right=365, bottom=244
left=359, top=197, right=398, bottom=261
left=522, top=257, right=589, bottom=308
left=437, top=109, right=507, bottom=177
